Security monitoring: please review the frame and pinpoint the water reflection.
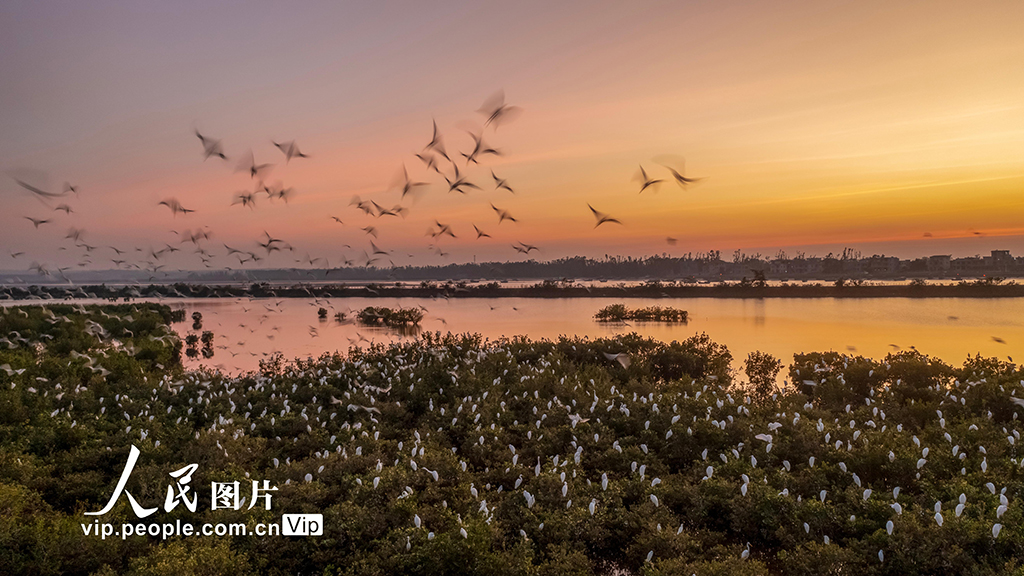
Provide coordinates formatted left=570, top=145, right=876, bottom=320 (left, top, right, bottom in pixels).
left=751, top=298, right=766, bottom=326
left=153, top=296, right=1024, bottom=376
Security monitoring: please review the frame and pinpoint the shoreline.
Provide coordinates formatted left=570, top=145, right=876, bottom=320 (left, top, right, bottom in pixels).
left=3, top=281, right=1024, bottom=300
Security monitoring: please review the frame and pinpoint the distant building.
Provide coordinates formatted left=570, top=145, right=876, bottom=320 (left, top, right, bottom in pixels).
left=926, top=255, right=951, bottom=272
left=952, top=256, right=986, bottom=273
left=769, top=260, right=789, bottom=275
left=788, top=258, right=823, bottom=275
left=842, top=259, right=864, bottom=274
left=992, top=250, right=1013, bottom=271
left=865, top=256, right=900, bottom=274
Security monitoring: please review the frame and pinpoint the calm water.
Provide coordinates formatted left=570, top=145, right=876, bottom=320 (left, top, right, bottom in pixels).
left=144, top=296, right=1024, bottom=376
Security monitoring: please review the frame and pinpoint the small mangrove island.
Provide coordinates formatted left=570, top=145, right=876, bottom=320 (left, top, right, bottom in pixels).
left=356, top=305, right=425, bottom=327
left=595, top=303, right=688, bottom=323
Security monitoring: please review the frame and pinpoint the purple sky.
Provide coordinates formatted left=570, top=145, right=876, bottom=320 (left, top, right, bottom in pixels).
left=3, top=1, right=1023, bottom=272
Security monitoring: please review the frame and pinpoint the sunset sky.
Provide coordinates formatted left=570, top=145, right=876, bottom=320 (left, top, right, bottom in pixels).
left=2, top=0, right=1023, bottom=270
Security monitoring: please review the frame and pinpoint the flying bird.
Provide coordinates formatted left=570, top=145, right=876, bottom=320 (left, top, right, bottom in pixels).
left=397, top=165, right=428, bottom=198
left=195, top=130, right=227, bottom=160
left=416, top=152, right=442, bottom=173
left=492, top=171, right=514, bottom=193
left=14, top=179, right=67, bottom=200
left=635, top=165, right=663, bottom=194
left=231, top=192, right=258, bottom=209
left=350, top=196, right=376, bottom=216
left=371, top=201, right=408, bottom=218
left=588, top=204, right=622, bottom=228
left=430, top=220, right=456, bottom=239
left=158, top=198, right=195, bottom=216
left=602, top=351, right=631, bottom=369
left=491, top=203, right=518, bottom=224
left=236, top=150, right=273, bottom=179
left=273, top=140, right=309, bottom=162
left=423, top=119, right=451, bottom=161
left=512, top=241, right=538, bottom=254
left=261, top=182, right=294, bottom=203
left=444, top=165, right=480, bottom=194
left=661, top=160, right=705, bottom=187
left=461, top=131, right=502, bottom=165
left=24, top=217, right=51, bottom=228
left=478, top=89, right=523, bottom=128
left=473, top=225, right=491, bottom=239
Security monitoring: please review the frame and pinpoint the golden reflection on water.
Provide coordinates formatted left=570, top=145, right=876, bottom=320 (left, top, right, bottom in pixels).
left=171, top=297, right=1024, bottom=378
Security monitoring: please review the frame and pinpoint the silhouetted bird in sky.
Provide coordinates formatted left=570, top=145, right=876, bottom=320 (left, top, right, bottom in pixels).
left=492, top=170, right=514, bottom=193
left=350, top=196, right=376, bottom=216
left=430, top=220, right=457, bottom=239
left=661, top=161, right=705, bottom=187
left=416, top=152, right=442, bottom=173
left=589, top=204, right=622, bottom=228
left=158, top=198, right=195, bottom=216
left=236, top=149, right=273, bottom=179
left=461, top=131, right=502, bottom=165
left=444, top=165, right=480, bottom=194
left=478, top=89, right=522, bottom=128
left=231, top=192, right=258, bottom=209
left=14, top=179, right=68, bottom=200
left=397, top=164, right=428, bottom=198
left=195, top=130, right=227, bottom=160
left=491, top=203, right=518, bottom=224
left=273, top=140, right=309, bottom=162
left=635, top=165, right=663, bottom=194
left=423, top=119, right=451, bottom=162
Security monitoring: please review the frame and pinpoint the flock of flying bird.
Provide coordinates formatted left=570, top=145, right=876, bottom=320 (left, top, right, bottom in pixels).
left=12, top=89, right=707, bottom=280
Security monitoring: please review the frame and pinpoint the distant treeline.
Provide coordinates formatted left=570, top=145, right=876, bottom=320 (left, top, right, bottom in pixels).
left=3, top=277, right=1024, bottom=301
left=4, top=252, right=1024, bottom=286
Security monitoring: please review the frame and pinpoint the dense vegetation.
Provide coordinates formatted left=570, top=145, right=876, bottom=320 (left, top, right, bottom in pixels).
left=356, top=306, right=425, bottom=327
left=6, top=279, right=1024, bottom=302
left=594, top=304, right=688, bottom=323
left=2, top=305, right=1024, bottom=575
